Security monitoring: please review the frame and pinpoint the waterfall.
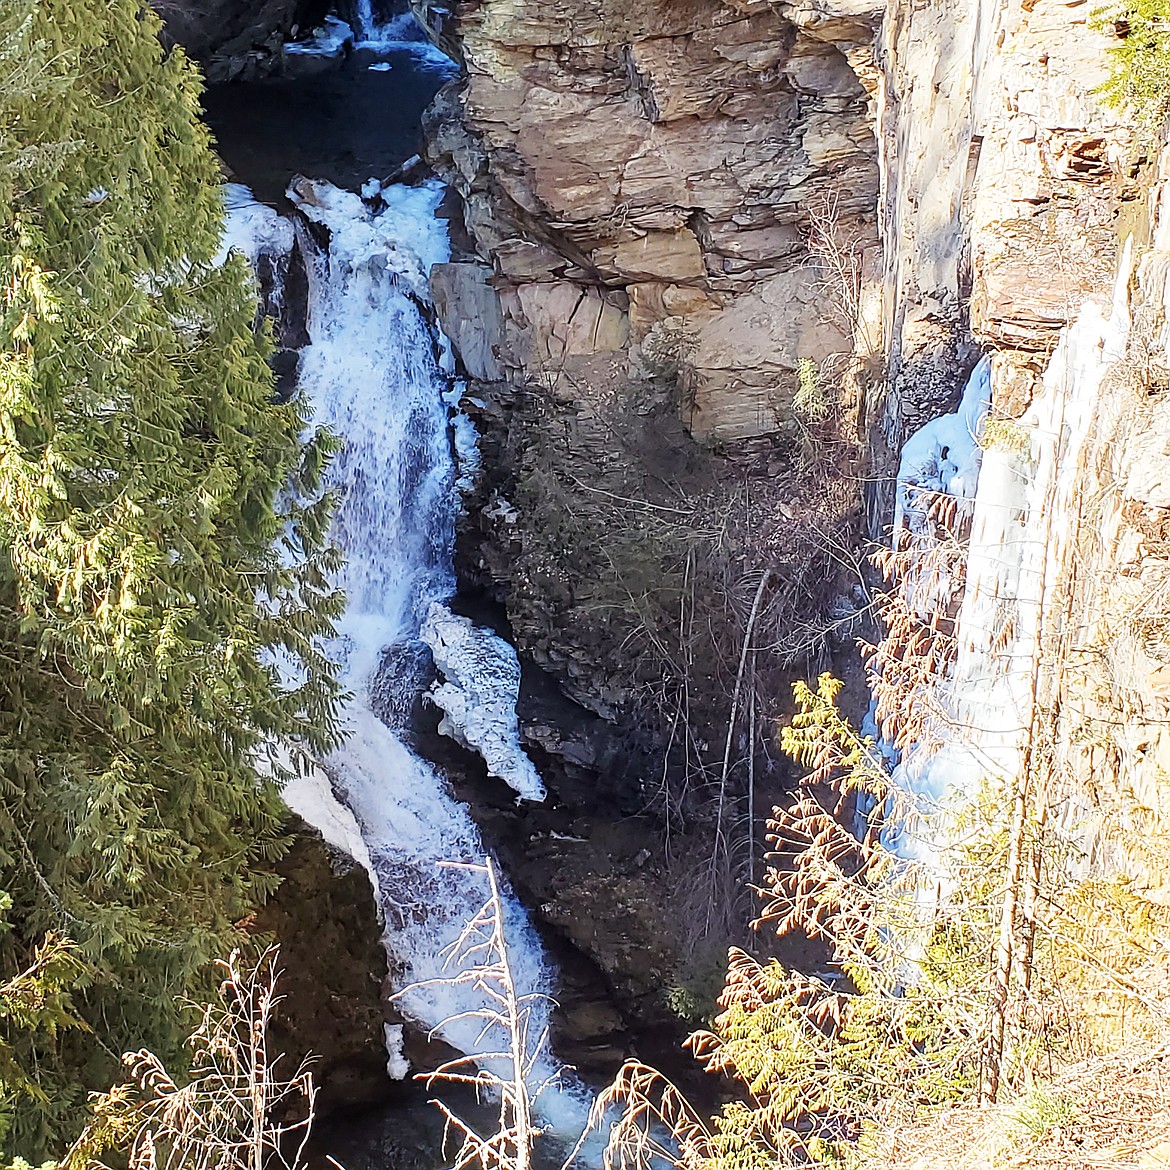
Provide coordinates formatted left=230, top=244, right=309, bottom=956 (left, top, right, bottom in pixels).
left=222, top=179, right=584, bottom=1131
left=347, top=1, right=439, bottom=51
left=284, top=4, right=447, bottom=58
left=355, top=0, right=378, bottom=38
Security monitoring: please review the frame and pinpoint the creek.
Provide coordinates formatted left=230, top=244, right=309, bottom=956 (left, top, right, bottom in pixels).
left=206, top=11, right=595, bottom=1163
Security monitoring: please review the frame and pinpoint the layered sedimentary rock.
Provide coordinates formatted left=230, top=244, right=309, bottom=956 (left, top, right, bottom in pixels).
left=427, top=0, right=883, bottom=444
left=870, top=0, right=1137, bottom=520
left=429, top=0, right=1140, bottom=519
left=423, top=0, right=884, bottom=776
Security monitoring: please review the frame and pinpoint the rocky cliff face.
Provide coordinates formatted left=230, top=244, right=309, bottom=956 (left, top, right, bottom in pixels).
left=424, top=0, right=885, bottom=816
left=425, top=0, right=1143, bottom=715
left=869, top=0, right=1138, bottom=521
left=428, top=0, right=882, bottom=442
left=418, top=0, right=1155, bottom=1015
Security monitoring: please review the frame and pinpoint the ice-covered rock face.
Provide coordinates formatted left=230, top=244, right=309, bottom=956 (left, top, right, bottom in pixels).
left=422, top=603, right=546, bottom=801
left=872, top=0, right=1133, bottom=522
left=885, top=247, right=1135, bottom=874
left=893, top=357, right=990, bottom=537
left=218, top=185, right=296, bottom=266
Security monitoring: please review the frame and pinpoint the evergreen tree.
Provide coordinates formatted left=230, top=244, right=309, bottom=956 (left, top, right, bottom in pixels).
left=1096, top=0, right=1170, bottom=136
left=0, top=0, right=342, bottom=1153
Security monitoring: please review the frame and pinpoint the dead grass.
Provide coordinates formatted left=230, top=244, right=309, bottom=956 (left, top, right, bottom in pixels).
left=865, top=1044, right=1170, bottom=1170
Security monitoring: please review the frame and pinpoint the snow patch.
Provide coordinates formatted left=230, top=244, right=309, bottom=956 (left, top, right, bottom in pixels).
left=282, top=761, right=380, bottom=896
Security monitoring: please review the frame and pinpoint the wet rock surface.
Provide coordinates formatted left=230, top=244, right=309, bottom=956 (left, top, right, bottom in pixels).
left=154, top=0, right=321, bottom=57
left=153, top=0, right=330, bottom=78
left=402, top=650, right=708, bottom=1082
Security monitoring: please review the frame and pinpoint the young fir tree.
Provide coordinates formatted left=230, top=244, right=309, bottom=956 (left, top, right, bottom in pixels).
left=0, top=1, right=342, bottom=1153
left=1095, top=0, right=1170, bottom=136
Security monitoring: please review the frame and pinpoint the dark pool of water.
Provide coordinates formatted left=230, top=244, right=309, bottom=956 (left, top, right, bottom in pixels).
left=203, top=44, right=456, bottom=205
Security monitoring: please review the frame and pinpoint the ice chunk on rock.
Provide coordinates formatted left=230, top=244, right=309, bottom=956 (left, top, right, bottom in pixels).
left=384, top=1023, right=409, bottom=1080
left=421, top=603, right=546, bottom=802
left=894, top=356, right=991, bottom=535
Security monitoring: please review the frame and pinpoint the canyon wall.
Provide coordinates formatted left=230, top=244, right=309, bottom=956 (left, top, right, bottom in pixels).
left=425, top=0, right=1139, bottom=497
left=424, top=0, right=890, bottom=816
left=419, top=0, right=1168, bottom=1000
left=421, top=0, right=1143, bottom=824
left=871, top=0, right=1135, bottom=519
left=427, top=0, right=882, bottom=443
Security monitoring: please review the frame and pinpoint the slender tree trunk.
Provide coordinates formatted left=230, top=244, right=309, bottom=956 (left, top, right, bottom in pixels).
left=747, top=654, right=756, bottom=890
left=985, top=758, right=1029, bottom=1103
left=714, top=569, right=771, bottom=892
left=486, top=857, right=532, bottom=1170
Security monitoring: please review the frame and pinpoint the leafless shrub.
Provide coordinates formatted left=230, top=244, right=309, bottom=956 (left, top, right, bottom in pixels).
left=804, top=191, right=868, bottom=346
left=70, top=949, right=317, bottom=1170
left=561, top=1061, right=713, bottom=1170
left=864, top=527, right=966, bottom=755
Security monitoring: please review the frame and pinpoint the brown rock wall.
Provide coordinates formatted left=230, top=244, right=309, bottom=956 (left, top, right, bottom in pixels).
left=423, top=0, right=875, bottom=794
left=428, top=0, right=882, bottom=443
left=869, top=0, right=1138, bottom=527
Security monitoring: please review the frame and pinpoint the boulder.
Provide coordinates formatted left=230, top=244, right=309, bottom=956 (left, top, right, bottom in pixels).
left=252, top=824, right=394, bottom=1117
left=154, top=0, right=328, bottom=59
left=430, top=263, right=507, bottom=381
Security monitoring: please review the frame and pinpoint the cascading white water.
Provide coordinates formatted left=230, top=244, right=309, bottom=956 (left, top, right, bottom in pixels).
left=222, top=177, right=584, bottom=1131
left=354, top=0, right=380, bottom=40
left=284, top=4, right=448, bottom=59
left=355, top=8, right=441, bottom=51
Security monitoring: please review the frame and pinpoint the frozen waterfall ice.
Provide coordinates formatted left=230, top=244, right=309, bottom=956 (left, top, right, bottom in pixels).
left=884, top=244, right=1135, bottom=873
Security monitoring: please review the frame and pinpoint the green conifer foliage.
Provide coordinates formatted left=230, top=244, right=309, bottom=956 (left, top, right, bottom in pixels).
left=0, top=895, right=87, bottom=1151
left=0, top=1, right=343, bottom=1152
left=1095, top=0, right=1170, bottom=135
